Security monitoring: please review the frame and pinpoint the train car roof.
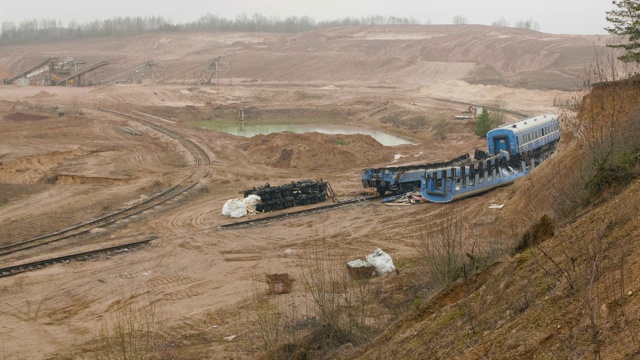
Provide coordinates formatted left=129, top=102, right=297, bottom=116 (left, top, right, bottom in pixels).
left=492, top=114, right=558, bottom=134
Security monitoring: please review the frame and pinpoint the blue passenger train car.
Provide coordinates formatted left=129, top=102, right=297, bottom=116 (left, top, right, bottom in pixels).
left=361, top=154, right=471, bottom=195
left=420, top=113, right=560, bottom=203
left=362, top=113, right=560, bottom=202
left=487, top=114, right=560, bottom=156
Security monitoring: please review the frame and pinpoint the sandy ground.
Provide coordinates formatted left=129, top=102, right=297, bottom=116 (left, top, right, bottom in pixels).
left=0, top=81, right=561, bottom=358
left=0, top=26, right=594, bottom=358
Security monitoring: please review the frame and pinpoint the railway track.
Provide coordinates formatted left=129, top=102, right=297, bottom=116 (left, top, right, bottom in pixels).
left=0, top=237, right=155, bottom=278
left=428, top=97, right=530, bottom=118
left=100, top=108, right=212, bottom=166
left=219, top=195, right=380, bottom=229
left=0, top=109, right=211, bottom=262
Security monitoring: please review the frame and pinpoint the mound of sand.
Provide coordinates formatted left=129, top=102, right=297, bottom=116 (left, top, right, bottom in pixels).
left=240, top=132, right=393, bottom=170
left=29, top=91, right=55, bottom=99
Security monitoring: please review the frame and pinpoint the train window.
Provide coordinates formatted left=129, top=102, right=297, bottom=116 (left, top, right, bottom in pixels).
left=435, top=178, right=443, bottom=190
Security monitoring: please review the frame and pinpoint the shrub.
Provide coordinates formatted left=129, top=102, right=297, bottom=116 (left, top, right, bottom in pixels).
left=94, top=298, right=165, bottom=360
left=417, top=206, right=466, bottom=288
left=474, top=108, right=492, bottom=137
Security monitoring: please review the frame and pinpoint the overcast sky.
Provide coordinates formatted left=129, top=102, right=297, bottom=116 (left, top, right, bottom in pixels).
left=0, top=0, right=615, bottom=35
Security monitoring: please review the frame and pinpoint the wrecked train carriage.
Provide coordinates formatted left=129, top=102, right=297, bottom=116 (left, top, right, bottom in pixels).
left=242, top=179, right=329, bottom=212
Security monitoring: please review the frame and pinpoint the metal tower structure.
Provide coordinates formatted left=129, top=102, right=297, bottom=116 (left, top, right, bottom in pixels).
left=195, top=56, right=230, bottom=85
left=101, top=60, right=166, bottom=84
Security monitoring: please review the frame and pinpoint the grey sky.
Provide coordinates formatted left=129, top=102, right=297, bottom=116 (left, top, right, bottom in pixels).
left=0, top=0, right=614, bottom=35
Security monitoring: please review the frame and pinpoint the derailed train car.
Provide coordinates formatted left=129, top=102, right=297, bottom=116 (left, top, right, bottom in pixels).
left=421, top=114, right=560, bottom=203
left=487, top=114, right=560, bottom=156
left=242, top=179, right=329, bottom=212
left=361, top=153, right=472, bottom=195
left=362, top=113, right=560, bottom=202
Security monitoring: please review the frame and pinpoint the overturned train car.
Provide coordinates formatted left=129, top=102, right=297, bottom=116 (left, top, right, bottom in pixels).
left=242, top=179, right=329, bottom=212
left=422, top=114, right=561, bottom=203
left=362, top=113, right=561, bottom=202
left=361, top=153, right=472, bottom=195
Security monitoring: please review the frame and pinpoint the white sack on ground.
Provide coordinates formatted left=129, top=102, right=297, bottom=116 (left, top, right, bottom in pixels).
left=365, top=248, right=397, bottom=276
left=222, top=199, right=233, bottom=216
left=222, top=199, right=248, bottom=218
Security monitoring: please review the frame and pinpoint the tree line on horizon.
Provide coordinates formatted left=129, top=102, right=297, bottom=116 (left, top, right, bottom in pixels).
left=0, top=12, right=549, bottom=46
left=0, top=14, right=421, bottom=45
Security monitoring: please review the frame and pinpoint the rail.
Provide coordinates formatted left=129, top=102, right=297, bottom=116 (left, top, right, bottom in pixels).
left=219, top=195, right=380, bottom=229
left=0, top=109, right=210, bottom=262
left=0, top=237, right=155, bottom=278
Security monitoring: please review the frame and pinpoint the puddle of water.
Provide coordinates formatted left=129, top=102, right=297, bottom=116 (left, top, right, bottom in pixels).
left=192, top=121, right=413, bottom=146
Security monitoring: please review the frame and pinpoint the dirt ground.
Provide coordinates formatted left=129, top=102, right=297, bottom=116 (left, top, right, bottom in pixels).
left=0, top=26, right=602, bottom=358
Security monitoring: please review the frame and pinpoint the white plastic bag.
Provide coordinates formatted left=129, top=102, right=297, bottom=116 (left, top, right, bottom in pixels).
left=365, top=248, right=397, bottom=277
left=222, top=199, right=248, bottom=218
left=222, top=199, right=233, bottom=216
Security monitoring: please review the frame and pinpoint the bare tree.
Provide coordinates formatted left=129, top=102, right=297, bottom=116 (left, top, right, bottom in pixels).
left=515, top=17, right=540, bottom=31
left=452, top=15, right=469, bottom=25
left=491, top=17, right=510, bottom=27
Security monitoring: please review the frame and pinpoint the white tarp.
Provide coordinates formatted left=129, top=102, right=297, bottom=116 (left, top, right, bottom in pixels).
left=365, top=248, right=397, bottom=276
left=222, top=195, right=262, bottom=218
left=222, top=199, right=247, bottom=218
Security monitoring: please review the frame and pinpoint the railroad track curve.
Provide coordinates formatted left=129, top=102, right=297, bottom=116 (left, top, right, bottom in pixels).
left=0, top=109, right=211, bottom=261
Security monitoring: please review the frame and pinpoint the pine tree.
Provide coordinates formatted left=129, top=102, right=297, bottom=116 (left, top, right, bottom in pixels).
left=475, top=108, right=492, bottom=137
left=606, top=0, right=640, bottom=63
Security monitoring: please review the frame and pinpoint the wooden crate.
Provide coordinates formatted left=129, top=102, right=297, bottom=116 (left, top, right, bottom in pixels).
left=266, top=273, right=295, bottom=294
